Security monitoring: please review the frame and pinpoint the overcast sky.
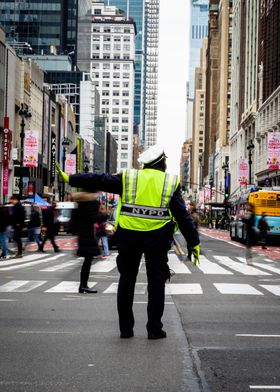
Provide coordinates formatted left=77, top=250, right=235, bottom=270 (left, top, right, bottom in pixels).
left=157, top=0, right=190, bottom=175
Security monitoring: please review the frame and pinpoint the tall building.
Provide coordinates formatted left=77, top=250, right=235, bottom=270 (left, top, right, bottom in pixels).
left=0, top=0, right=78, bottom=62
left=142, top=0, right=160, bottom=148
left=104, top=0, right=144, bottom=131
left=90, top=1, right=136, bottom=170
left=186, top=0, right=208, bottom=140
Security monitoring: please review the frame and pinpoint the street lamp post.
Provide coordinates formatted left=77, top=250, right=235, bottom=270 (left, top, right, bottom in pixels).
left=247, top=139, right=255, bottom=185
left=18, top=103, right=32, bottom=198
left=61, top=137, right=71, bottom=201
left=209, top=175, right=214, bottom=227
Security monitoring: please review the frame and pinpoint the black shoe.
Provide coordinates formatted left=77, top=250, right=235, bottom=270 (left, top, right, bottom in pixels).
left=78, top=286, right=98, bottom=294
left=120, top=330, right=134, bottom=339
left=54, top=248, right=60, bottom=253
left=15, top=254, right=23, bottom=259
left=148, top=330, right=167, bottom=340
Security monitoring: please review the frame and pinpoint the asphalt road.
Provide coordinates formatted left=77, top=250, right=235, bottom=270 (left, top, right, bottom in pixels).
left=0, top=232, right=279, bottom=391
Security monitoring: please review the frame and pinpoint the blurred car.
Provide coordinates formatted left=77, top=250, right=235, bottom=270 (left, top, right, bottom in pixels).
left=55, top=202, right=77, bottom=234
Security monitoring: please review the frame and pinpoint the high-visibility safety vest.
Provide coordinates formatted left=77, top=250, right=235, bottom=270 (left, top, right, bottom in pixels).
left=116, top=168, right=179, bottom=231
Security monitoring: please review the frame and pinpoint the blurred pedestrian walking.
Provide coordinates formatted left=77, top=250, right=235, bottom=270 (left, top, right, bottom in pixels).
left=187, top=202, right=199, bottom=261
left=39, top=201, right=60, bottom=253
left=28, top=204, right=42, bottom=250
left=96, top=204, right=110, bottom=259
left=72, top=192, right=100, bottom=293
left=258, top=212, right=269, bottom=249
left=9, top=195, right=25, bottom=258
left=0, top=204, right=10, bottom=259
left=243, top=203, right=256, bottom=265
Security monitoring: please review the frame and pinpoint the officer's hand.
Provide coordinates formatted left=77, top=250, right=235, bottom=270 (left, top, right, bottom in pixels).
left=55, top=162, right=69, bottom=183
left=192, top=245, right=200, bottom=265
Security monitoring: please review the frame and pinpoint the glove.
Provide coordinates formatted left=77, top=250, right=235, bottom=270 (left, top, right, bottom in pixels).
left=192, top=245, right=200, bottom=266
left=55, top=162, right=69, bottom=183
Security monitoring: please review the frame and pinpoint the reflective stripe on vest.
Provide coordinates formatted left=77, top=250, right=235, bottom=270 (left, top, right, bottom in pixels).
left=118, top=169, right=179, bottom=231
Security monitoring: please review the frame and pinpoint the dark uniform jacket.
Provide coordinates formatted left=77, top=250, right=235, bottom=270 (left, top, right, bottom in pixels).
left=69, top=169, right=200, bottom=251
left=12, top=202, right=25, bottom=228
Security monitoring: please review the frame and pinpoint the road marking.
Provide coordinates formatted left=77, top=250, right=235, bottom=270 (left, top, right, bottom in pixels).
left=45, top=281, right=97, bottom=293
left=200, top=231, right=244, bottom=248
left=236, top=334, right=280, bottom=338
left=103, top=282, right=118, bottom=293
left=0, top=280, right=46, bottom=292
left=214, top=256, right=271, bottom=276
left=0, top=254, right=66, bottom=271
left=166, top=283, right=203, bottom=295
left=91, top=257, right=117, bottom=273
left=17, top=331, right=77, bottom=334
left=0, top=253, right=50, bottom=267
left=253, top=263, right=280, bottom=275
left=0, top=299, right=17, bottom=302
left=259, top=285, right=280, bottom=296
left=198, top=255, right=233, bottom=275
left=214, top=283, right=263, bottom=295
left=249, top=387, right=280, bottom=390
left=134, top=301, right=174, bottom=305
left=40, top=260, right=81, bottom=272
left=168, top=253, right=191, bottom=274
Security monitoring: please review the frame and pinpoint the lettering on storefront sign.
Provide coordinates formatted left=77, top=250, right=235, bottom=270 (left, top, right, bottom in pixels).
left=50, top=136, right=56, bottom=181
left=2, top=117, right=11, bottom=195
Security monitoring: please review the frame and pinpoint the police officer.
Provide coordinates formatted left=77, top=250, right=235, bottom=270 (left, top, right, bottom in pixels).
left=56, top=144, right=200, bottom=339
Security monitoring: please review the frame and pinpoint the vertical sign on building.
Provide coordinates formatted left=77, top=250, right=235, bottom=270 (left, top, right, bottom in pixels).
left=2, top=117, right=11, bottom=195
left=43, top=92, right=50, bottom=165
left=267, top=132, right=280, bottom=170
left=23, top=130, right=38, bottom=167
left=65, top=154, right=76, bottom=175
left=50, top=133, right=56, bottom=183
left=238, top=158, right=249, bottom=185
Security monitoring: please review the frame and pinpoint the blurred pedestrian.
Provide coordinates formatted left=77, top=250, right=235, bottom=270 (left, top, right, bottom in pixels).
left=215, top=216, right=220, bottom=230
left=187, top=202, right=199, bottom=261
left=72, top=192, right=100, bottom=293
left=39, top=201, right=60, bottom=253
left=28, top=204, right=42, bottom=250
left=258, top=212, right=269, bottom=250
left=243, top=203, right=256, bottom=265
left=9, top=195, right=25, bottom=258
left=96, top=204, right=110, bottom=259
left=56, top=144, right=200, bottom=340
left=0, top=204, right=9, bottom=259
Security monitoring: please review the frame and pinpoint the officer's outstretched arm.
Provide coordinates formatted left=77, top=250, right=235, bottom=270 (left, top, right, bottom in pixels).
left=55, top=162, right=69, bottom=183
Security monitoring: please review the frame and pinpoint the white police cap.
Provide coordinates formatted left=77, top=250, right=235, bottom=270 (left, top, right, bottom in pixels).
left=138, top=144, right=166, bottom=165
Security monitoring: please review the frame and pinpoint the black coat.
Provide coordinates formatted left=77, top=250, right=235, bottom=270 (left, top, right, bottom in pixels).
left=72, top=193, right=101, bottom=258
left=12, top=202, right=25, bottom=228
left=0, top=207, right=9, bottom=232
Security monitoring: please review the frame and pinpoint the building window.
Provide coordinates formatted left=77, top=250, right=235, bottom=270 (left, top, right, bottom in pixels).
left=122, top=91, right=129, bottom=96
left=92, top=36, right=100, bottom=42
left=103, top=72, right=110, bottom=78
left=123, top=55, right=130, bottom=60
left=121, top=162, right=128, bottom=168
left=92, top=27, right=100, bottom=33
left=104, top=27, right=111, bottom=33
left=122, top=126, right=128, bottom=132
left=102, top=108, right=109, bottom=114
left=123, top=44, right=130, bottom=52
left=113, top=64, right=120, bottom=70
left=102, top=99, right=109, bottom=105
left=121, top=135, right=128, bottom=141
left=113, top=73, right=120, bottom=79
left=122, top=109, right=129, bottom=115
left=123, top=82, right=129, bottom=88
left=112, top=108, right=119, bottom=114
left=112, top=126, right=119, bottom=132
left=114, top=27, right=122, bottom=33
left=124, top=28, right=130, bottom=33
left=121, top=153, right=128, bottom=159
left=113, top=99, right=119, bottom=105
left=113, top=82, right=120, bottom=88
left=123, top=73, right=129, bottom=79
left=114, top=55, right=120, bottom=60
left=103, top=63, right=110, bottom=69
left=94, top=8, right=101, bottom=15
left=121, top=144, right=128, bottom=150
left=114, top=44, right=121, bottom=51
left=114, top=36, right=121, bottom=42
left=102, top=91, right=109, bottom=96
left=122, top=100, right=129, bottom=106
left=123, top=64, right=130, bottom=70
left=102, top=81, right=110, bottom=88
left=112, top=117, right=119, bottom=123
left=113, top=91, right=119, bottom=96
left=103, top=44, right=111, bottom=51
left=122, top=118, right=128, bottom=123
left=124, top=36, right=130, bottom=42
left=104, top=36, right=111, bottom=42
left=92, top=54, right=99, bottom=59
left=103, top=55, right=110, bottom=59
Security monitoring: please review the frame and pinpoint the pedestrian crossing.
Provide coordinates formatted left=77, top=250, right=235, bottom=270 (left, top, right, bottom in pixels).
left=0, top=252, right=280, bottom=297
left=0, top=279, right=279, bottom=296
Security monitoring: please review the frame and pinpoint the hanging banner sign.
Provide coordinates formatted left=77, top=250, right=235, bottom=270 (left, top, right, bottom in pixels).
left=50, top=135, right=56, bottom=182
left=65, top=154, right=76, bottom=175
left=199, top=190, right=204, bottom=207
left=238, top=158, right=249, bottom=185
left=267, top=132, right=280, bottom=170
left=2, top=117, right=11, bottom=195
left=23, top=130, right=38, bottom=167
left=204, top=185, right=210, bottom=202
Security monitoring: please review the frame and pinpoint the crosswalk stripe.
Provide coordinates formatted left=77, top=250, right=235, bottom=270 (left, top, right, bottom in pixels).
left=259, top=285, right=280, bottom=296
left=103, top=283, right=118, bottom=293
left=214, top=256, right=271, bottom=276
left=252, top=263, right=280, bottom=275
left=0, top=253, right=51, bottom=267
left=40, top=260, right=81, bottom=272
left=214, top=283, right=263, bottom=295
left=45, top=281, right=97, bottom=293
left=198, top=256, right=233, bottom=275
left=0, top=254, right=66, bottom=271
left=0, top=280, right=47, bottom=292
left=168, top=254, right=191, bottom=274
left=166, top=283, right=203, bottom=295
left=90, top=256, right=117, bottom=273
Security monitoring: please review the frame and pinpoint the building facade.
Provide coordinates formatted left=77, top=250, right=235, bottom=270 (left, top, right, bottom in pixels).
left=0, top=0, right=78, bottom=62
left=90, top=1, right=136, bottom=170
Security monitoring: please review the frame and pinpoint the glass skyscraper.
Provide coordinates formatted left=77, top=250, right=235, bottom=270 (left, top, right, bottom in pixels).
left=0, top=0, right=78, bottom=60
left=105, top=0, right=144, bottom=129
left=188, top=0, right=209, bottom=99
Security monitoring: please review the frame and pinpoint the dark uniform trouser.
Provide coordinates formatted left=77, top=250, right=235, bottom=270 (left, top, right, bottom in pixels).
left=116, top=248, right=169, bottom=334
left=80, top=256, right=93, bottom=287
left=41, top=230, right=58, bottom=251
